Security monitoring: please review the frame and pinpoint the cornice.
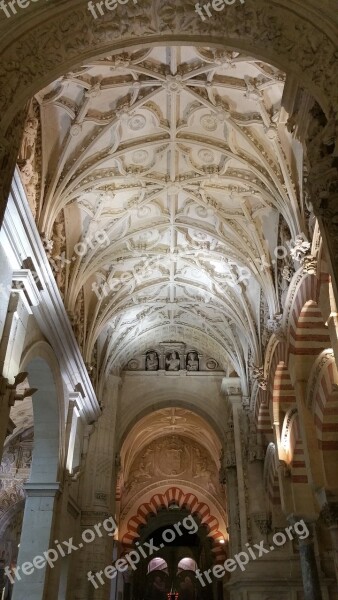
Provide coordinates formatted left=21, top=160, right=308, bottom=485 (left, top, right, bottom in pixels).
left=1, top=169, right=101, bottom=422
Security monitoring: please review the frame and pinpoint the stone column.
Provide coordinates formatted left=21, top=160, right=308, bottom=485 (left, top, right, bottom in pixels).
left=222, top=466, right=240, bottom=556
left=247, top=415, right=270, bottom=540
left=74, top=375, right=121, bottom=600
left=12, top=483, right=61, bottom=600
left=220, top=379, right=246, bottom=554
left=288, top=516, right=323, bottom=600
left=319, top=500, right=338, bottom=585
left=228, top=394, right=248, bottom=547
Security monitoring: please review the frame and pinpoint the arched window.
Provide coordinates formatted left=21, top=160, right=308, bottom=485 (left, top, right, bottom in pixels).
left=147, top=557, right=169, bottom=574
left=177, top=558, right=197, bottom=572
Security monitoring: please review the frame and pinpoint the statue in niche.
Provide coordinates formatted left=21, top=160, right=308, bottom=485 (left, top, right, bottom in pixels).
left=19, top=117, right=39, bottom=163
left=186, top=351, right=199, bottom=371
left=165, top=351, right=180, bottom=371
left=146, top=351, right=159, bottom=371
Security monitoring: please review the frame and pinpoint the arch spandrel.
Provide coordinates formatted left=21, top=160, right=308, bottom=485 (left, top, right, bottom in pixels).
left=0, top=0, right=337, bottom=135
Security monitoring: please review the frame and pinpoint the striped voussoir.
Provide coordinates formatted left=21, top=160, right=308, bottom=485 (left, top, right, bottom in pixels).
left=121, top=486, right=227, bottom=563
left=313, top=355, right=338, bottom=452
left=288, top=274, right=330, bottom=356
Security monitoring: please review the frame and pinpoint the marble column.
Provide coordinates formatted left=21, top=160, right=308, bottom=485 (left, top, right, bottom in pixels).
left=288, top=516, right=323, bottom=600
left=12, top=483, right=61, bottom=600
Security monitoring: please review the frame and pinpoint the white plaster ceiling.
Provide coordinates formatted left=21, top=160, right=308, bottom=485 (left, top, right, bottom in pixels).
left=35, top=46, right=303, bottom=380
left=121, top=407, right=222, bottom=477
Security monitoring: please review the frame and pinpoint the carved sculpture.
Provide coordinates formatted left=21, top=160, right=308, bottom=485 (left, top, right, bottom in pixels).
left=165, top=351, right=180, bottom=371
left=186, top=352, right=199, bottom=371
left=146, top=351, right=159, bottom=371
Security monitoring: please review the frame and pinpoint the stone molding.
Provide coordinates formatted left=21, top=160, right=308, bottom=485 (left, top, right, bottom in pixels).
left=2, top=170, right=100, bottom=422
left=24, top=482, right=62, bottom=497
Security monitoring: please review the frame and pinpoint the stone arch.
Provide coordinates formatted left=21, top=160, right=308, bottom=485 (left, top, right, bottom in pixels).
left=287, top=274, right=319, bottom=350
left=289, top=298, right=331, bottom=380
left=20, top=341, right=64, bottom=482
left=307, top=349, right=338, bottom=489
left=8, top=341, right=64, bottom=600
left=121, top=486, right=227, bottom=564
left=0, top=2, right=337, bottom=253
left=283, top=411, right=314, bottom=516
left=271, top=362, right=297, bottom=459
left=285, top=413, right=308, bottom=485
left=255, top=386, right=271, bottom=437
left=118, top=395, right=225, bottom=452
left=263, top=443, right=282, bottom=521
left=0, top=0, right=337, bottom=136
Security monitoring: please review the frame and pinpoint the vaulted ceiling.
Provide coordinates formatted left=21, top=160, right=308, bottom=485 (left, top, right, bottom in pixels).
left=32, top=45, right=305, bottom=386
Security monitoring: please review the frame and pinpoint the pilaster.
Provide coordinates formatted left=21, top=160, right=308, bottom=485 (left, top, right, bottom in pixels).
left=74, top=375, right=122, bottom=600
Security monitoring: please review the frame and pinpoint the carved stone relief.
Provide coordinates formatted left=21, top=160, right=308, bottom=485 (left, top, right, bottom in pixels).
left=123, top=435, right=222, bottom=506
left=17, top=100, right=41, bottom=220
left=125, top=346, right=220, bottom=372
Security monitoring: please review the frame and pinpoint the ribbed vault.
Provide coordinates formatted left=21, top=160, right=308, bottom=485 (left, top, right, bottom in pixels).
left=27, top=45, right=307, bottom=386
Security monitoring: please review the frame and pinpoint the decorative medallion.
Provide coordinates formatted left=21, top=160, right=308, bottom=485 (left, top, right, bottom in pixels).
left=128, top=115, right=146, bottom=131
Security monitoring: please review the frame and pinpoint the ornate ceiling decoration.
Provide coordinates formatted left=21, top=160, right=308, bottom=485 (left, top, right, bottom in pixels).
left=28, top=46, right=305, bottom=384
left=120, top=407, right=222, bottom=474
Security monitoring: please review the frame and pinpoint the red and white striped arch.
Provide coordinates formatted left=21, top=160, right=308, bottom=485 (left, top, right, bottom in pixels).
left=309, top=350, right=338, bottom=453
left=271, top=362, right=296, bottom=425
left=263, top=443, right=281, bottom=507
left=121, top=486, right=227, bottom=564
left=287, top=270, right=330, bottom=358
left=287, top=414, right=308, bottom=485
left=287, top=274, right=319, bottom=352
